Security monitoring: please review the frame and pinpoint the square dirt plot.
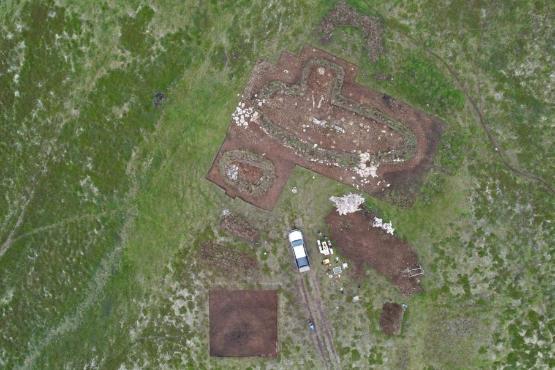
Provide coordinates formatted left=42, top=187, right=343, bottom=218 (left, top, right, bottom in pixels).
left=209, top=289, right=278, bottom=357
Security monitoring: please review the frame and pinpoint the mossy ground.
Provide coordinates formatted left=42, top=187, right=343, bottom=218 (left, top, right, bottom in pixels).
left=0, top=0, right=552, bottom=369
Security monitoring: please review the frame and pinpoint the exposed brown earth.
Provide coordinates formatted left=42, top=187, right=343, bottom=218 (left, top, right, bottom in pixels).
left=207, top=46, right=442, bottom=210
left=379, top=302, right=405, bottom=335
left=325, top=210, right=423, bottom=295
left=319, top=0, right=384, bottom=62
left=209, top=289, right=278, bottom=357
left=198, top=241, right=258, bottom=277
left=220, top=213, right=260, bottom=243
left=235, top=161, right=264, bottom=184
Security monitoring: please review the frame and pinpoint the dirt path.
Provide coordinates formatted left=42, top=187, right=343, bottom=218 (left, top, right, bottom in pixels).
left=296, top=277, right=330, bottom=367
left=296, top=272, right=340, bottom=369
left=306, top=272, right=341, bottom=364
left=0, top=182, right=37, bottom=258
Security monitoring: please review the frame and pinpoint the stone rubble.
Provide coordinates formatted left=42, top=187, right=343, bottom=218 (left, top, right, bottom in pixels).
left=232, top=101, right=259, bottom=129
left=330, top=193, right=365, bottom=215
left=372, top=216, right=395, bottom=235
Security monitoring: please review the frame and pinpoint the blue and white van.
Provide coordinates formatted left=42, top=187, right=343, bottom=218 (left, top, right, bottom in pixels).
left=288, top=229, right=310, bottom=272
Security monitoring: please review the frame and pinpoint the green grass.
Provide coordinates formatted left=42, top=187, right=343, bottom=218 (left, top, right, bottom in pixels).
left=1, top=0, right=553, bottom=369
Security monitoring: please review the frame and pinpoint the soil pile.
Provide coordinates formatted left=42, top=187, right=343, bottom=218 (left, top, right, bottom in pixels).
left=198, top=241, right=258, bottom=277
left=220, top=213, right=260, bottom=243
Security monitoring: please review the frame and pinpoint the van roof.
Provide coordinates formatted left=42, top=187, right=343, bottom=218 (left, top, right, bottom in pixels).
left=289, top=230, right=303, bottom=243
left=293, top=244, right=306, bottom=258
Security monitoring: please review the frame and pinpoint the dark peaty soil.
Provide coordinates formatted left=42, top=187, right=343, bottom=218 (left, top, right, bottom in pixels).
left=380, top=302, right=404, bottom=335
left=326, top=210, right=423, bottom=295
left=209, top=289, right=278, bottom=357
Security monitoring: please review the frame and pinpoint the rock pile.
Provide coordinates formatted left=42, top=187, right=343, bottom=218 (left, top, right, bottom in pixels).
left=372, top=216, right=395, bottom=235
left=232, top=101, right=258, bottom=128
left=330, top=193, right=365, bottom=215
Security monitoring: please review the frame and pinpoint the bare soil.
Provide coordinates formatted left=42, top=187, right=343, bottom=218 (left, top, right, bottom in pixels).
left=325, top=210, right=423, bottom=295
left=379, top=302, right=404, bottom=335
left=319, top=0, right=384, bottom=62
left=220, top=213, right=260, bottom=243
left=198, top=241, right=258, bottom=277
left=207, top=46, right=442, bottom=210
left=209, top=289, right=278, bottom=357
left=235, top=161, right=264, bottom=184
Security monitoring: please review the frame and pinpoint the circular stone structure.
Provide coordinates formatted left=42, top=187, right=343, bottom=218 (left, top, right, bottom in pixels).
left=218, top=149, right=276, bottom=197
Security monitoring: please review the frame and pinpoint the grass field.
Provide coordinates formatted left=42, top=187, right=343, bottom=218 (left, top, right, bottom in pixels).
left=1, top=0, right=553, bottom=369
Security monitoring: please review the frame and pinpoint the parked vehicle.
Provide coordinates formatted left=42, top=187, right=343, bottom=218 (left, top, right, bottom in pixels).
left=288, top=229, right=310, bottom=272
